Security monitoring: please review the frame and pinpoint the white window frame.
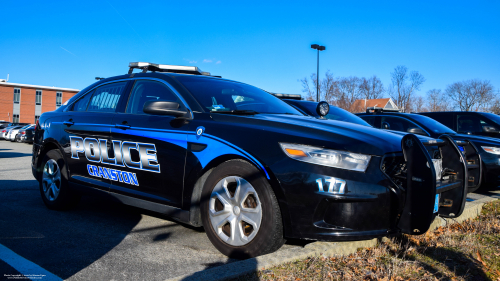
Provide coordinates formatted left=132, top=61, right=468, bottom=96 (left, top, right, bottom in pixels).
left=36, top=90, right=42, bottom=105
left=13, top=114, right=20, bottom=123
left=13, top=88, right=21, bottom=104
left=56, top=92, right=63, bottom=107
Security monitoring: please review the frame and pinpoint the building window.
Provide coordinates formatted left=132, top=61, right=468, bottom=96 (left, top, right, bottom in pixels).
left=36, top=90, right=42, bottom=105
left=35, top=115, right=40, bottom=123
left=56, top=92, right=63, bottom=107
left=13, top=88, right=21, bottom=104
left=13, top=114, right=20, bottom=123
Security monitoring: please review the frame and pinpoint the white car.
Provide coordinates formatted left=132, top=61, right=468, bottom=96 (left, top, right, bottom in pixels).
left=1, top=126, right=17, bottom=140
left=7, top=125, right=33, bottom=141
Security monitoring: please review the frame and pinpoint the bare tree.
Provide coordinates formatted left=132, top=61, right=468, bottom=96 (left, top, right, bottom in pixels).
left=445, top=79, right=493, bottom=111
left=335, top=76, right=362, bottom=111
left=489, top=90, right=500, bottom=114
left=426, top=89, right=450, bottom=112
left=389, top=65, right=425, bottom=112
left=411, top=96, right=427, bottom=112
left=300, top=70, right=338, bottom=102
left=300, top=73, right=318, bottom=101
left=359, top=76, right=384, bottom=100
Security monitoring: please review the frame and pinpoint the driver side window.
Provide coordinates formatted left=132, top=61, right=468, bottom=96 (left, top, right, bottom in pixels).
left=126, top=80, right=184, bottom=115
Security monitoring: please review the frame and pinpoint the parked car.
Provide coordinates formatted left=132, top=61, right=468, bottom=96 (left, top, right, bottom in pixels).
left=282, top=99, right=371, bottom=127
left=15, top=126, right=35, bottom=143
left=419, top=111, right=500, bottom=139
left=1, top=126, right=23, bottom=140
left=7, top=124, right=34, bottom=141
left=32, top=62, right=467, bottom=258
left=357, top=108, right=500, bottom=190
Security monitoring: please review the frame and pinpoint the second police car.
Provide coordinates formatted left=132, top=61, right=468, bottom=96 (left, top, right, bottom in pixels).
left=32, top=62, right=468, bottom=258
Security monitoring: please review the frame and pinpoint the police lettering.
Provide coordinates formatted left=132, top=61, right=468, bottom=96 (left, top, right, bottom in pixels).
left=70, top=137, right=160, bottom=173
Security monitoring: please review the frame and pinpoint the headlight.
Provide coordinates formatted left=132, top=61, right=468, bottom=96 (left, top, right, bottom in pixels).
left=482, top=146, right=500, bottom=155
left=279, top=143, right=371, bottom=172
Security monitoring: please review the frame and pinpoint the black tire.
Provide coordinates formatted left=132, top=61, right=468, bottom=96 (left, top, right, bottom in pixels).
left=200, top=159, right=285, bottom=258
left=39, top=149, right=80, bottom=210
left=16, top=135, right=22, bottom=143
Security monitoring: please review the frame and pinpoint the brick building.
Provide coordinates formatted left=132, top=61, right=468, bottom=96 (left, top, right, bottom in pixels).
left=0, top=81, right=79, bottom=124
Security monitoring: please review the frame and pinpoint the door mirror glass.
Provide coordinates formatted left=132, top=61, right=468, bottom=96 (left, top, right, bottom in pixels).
left=407, top=127, right=426, bottom=136
left=482, top=126, right=500, bottom=134
left=143, top=101, right=187, bottom=117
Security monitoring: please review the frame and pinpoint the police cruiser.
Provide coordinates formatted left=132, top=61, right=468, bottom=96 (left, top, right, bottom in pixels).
left=32, top=62, right=468, bottom=258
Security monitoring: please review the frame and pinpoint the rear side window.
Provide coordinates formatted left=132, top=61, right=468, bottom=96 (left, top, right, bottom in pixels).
left=125, top=80, right=182, bottom=115
left=71, top=91, right=93, bottom=111
left=87, top=82, right=127, bottom=113
left=381, top=116, right=424, bottom=134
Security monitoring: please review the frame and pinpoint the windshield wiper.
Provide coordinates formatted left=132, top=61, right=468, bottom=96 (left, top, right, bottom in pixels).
left=210, top=109, right=259, bottom=115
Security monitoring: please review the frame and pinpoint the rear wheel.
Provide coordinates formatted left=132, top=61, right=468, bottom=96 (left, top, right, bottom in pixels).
left=200, top=160, right=284, bottom=258
left=39, top=149, right=80, bottom=210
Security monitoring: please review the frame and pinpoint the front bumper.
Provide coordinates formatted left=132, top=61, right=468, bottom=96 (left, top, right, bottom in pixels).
left=271, top=134, right=467, bottom=241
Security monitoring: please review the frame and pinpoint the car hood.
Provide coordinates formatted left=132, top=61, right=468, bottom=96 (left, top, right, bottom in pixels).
left=212, top=114, right=405, bottom=156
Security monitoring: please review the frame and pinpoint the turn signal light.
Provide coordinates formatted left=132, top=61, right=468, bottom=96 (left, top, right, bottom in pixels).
left=285, top=148, right=307, bottom=157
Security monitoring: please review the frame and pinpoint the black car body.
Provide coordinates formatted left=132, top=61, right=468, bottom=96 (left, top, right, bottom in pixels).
left=419, top=111, right=500, bottom=139
left=357, top=109, right=498, bottom=190
left=31, top=63, right=468, bottom=257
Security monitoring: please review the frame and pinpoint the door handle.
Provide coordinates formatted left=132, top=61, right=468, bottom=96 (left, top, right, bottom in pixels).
left=115, top=124, right=131, bottom=130
left=63, top=121, right=74, bottom=126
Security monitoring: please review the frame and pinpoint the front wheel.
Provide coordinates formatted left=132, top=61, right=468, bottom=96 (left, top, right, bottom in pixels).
left=200, top=160, right=284, bottom=258
left=39, top=149, right=80, bottom=210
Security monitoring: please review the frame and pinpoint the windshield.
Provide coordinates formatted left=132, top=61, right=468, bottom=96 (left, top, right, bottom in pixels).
left=286, top=100, right=371, bottom=127
left=410, top=114, right=456, bottom=134
left=481, top=112, right=500, bottom=126
left=175, top=76, right=303, bottom=115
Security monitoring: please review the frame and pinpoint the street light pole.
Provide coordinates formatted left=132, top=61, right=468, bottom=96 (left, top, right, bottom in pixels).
left=311, top=44, right=326, bottom=102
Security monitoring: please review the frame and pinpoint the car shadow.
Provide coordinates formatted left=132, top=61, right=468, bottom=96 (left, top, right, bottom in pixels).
left=0, top=152, right=32, bottom=158
left=0, top=179, right=143, bottom=280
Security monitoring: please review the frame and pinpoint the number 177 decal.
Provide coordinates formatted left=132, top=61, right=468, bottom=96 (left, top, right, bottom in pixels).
left=316, top=177, right=346, bottom=194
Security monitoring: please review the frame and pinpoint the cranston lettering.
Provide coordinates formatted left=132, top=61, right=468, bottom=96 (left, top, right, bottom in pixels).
left=87, top=164, right=139, bottom=186
left=70, top=137, right=160, bottom=173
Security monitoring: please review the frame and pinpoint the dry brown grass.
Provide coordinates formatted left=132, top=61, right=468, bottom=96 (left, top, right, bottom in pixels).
left=237, top=200, right=500, bottom=281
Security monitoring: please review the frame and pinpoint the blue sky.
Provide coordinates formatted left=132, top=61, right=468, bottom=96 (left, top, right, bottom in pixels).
left=1, top=1, right=499, bottom=98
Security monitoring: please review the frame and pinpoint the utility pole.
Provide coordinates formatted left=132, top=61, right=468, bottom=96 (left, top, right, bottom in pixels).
left=310, top=44, right=326, bottom=102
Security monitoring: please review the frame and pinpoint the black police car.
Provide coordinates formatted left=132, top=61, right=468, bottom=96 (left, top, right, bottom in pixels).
left=32, top=62, right=467, bottom=258
left=357, top=108, right=498, bottom=191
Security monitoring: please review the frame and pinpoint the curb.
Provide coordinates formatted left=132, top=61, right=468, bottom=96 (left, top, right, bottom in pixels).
left=167, top=194, right=499, bottom=281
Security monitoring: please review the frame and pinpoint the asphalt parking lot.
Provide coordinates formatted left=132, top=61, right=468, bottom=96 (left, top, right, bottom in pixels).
left=0, top=140, right=303, bottom=281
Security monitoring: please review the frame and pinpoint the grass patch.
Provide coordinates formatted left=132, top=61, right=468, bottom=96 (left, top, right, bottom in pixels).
left=240, top=200, right=500, bottom=281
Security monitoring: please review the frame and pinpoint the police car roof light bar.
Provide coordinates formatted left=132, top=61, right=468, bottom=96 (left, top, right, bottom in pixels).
left=128, top=62, right=211, bottom=76
left=270, top=93, right=302, bottom=100
left=366, top=106, right=401, bottom=114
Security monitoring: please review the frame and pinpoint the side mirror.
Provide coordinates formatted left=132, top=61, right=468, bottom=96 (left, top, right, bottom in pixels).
left=407, top=127, right=427, bottom=136
left=483, top=126, right=500, bottom=134
left=316, top=101, right=330, bottom=117
left=382, top=122, right=390, bottom=130
left=143, top=101, right=188, bottom=117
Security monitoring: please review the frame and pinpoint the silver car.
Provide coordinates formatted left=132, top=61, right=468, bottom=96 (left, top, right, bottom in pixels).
left=7, top=124, right=34, bottom=141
